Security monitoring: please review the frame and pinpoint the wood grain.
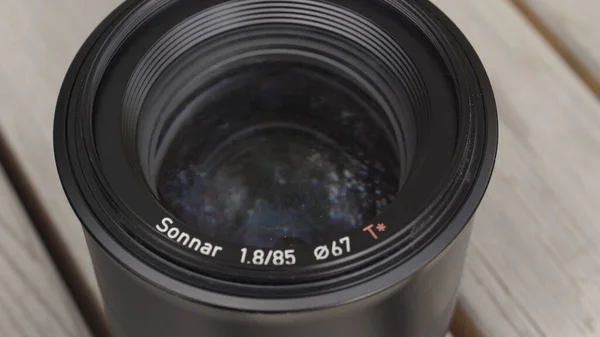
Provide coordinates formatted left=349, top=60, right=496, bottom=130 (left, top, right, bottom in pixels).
left=512, top=0, right=600, bottom=97
left=0, top=166, right=91, bottom=337
left=431, top=0, right=600, bottom=336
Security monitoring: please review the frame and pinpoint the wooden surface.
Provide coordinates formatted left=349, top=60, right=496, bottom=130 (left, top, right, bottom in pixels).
left=431, top=0, right=600, bottom=336
left=0, top=0, right=600, bottom=336
left=516, top=0, right=600, bottom=95
left=0, top=166, right=91, bottom=337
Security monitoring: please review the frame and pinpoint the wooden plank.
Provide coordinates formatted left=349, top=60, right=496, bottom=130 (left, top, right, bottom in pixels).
left=512, top=0, right=600, bottom=96
left=0, top=166, right=91, bottom=337
left=430, top=0, right=600, bottom=336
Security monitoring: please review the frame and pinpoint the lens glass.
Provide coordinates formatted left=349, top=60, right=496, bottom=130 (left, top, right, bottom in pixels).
left=154, top=62, right=400, bottom=248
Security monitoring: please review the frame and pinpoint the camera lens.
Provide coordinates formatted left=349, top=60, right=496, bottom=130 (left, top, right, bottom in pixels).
left=54, top=0, right=497, bottom=336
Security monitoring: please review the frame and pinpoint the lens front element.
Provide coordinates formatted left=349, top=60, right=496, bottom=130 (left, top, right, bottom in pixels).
left=154, top=62, right=400, bottom=248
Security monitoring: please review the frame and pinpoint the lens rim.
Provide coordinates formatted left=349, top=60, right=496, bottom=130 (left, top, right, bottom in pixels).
left=55, top=0, right=497, bottom=310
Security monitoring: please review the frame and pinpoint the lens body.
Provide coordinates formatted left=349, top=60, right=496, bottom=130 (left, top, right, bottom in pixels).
left=54, top=0, right=497, bottom=336
left=86, top=221, right=470, bottom=337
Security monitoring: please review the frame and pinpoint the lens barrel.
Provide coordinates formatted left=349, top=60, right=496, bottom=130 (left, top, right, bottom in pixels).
left=54, top=1, right=497, bottom=336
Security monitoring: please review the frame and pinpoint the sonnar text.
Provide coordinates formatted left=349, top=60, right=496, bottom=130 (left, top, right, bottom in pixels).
left=155, top=218, right=223, bottom=257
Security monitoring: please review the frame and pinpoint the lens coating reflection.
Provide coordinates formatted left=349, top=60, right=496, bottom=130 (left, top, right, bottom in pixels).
left=156, top=63, right=400, bottom=248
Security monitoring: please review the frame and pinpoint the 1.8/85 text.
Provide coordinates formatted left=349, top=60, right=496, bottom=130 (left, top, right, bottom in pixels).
left=240, top=248, right=296, bottom=266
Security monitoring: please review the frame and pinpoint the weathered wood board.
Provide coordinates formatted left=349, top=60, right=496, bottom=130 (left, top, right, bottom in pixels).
left=0, top=166, right=91, bottom=337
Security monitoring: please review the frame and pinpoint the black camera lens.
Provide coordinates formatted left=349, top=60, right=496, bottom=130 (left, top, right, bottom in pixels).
left=54, top=1, right=497, bottom=337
